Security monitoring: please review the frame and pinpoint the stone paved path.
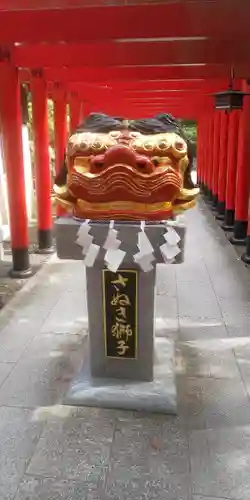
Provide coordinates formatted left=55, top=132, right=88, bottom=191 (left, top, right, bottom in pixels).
left=0, top=199, right=250, bottom=499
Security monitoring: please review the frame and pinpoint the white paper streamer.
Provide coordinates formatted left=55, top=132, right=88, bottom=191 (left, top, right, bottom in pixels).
left=164, top=226, right=180, bottom=246
left=103, top=228, right=121, bottom=251
left=102, top=221, right=126, bottom=272
left=83, top=243, right=100, bottom=267
left=105, top=248, right=126, bottom=272
left=138, top=231, right=154, bottom=255
left=76, top=219, right=93, bottom=255
left=134, top=252, right=155, bottom=272
left=160, top=242, right=181, bottom=262
left=133, top=221, right=156, bottom=272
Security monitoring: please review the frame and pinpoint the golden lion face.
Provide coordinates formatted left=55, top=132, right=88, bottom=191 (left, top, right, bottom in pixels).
left=53, top=128, right=199, bottom=220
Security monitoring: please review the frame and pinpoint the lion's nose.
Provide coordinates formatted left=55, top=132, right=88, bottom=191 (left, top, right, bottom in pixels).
left=103, top=145, right=155, bottom=173
left=103, top=145, right=137, bottom=168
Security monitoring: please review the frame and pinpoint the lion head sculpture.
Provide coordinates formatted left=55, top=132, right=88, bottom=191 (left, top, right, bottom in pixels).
left=53, top=113, right=199, bottom=220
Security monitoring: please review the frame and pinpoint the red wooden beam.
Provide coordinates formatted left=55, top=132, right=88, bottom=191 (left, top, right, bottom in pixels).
left=64, top=80, right=229, bottom=94
left=19, top=66, right=249, bottom=82
left=13, top=40, right=250, bottom=67
left=87, top=107, right=203, bottom=120
left=81, top=101, right=212, bottom=115
left=49, top=84, right=215, bottom=102
left=0, top=3, right=250, bottom=42
left=75, top=94, right=213, bottom=105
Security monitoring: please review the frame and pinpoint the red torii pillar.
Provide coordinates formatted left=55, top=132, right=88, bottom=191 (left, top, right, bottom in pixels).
left=211, top=112, right=221, bottom=209
left=196, top=118, right=202, bottom=186
left=197, top=116, right=207, bottom=191
left=230, top=82, right=250, bottom=245
left=53, top=83, right=67, bottom=217
left=69, top=92, right=81, bottom=134
left=31, top=69, right=54, bottom=253
left=216, top=111, right=229, bottom=220
left=241, top=196, right=250, bottom=264
left=201, top=114, right=209, bottom=195
left=221, top=110, right=240, bottom=231
left=206, top=113, right=215, bottom=202
left=0, top=59, right=31, bottom=277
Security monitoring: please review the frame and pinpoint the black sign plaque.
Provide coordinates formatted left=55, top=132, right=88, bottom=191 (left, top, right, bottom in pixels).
left=102, top=269, right=138, bottom=359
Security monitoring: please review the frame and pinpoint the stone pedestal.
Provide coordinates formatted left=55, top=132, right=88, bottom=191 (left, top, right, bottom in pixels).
left=55, top=218, right=186, bottom=414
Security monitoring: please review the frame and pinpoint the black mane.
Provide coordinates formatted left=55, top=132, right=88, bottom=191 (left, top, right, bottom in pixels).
left=73, top=113, right=125, bottom=133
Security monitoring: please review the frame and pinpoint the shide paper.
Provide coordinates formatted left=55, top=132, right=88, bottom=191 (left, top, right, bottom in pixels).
left=104, top=221, right=126, bottom=272
left=160, top=226, right=181, bottom=263
left=76, top=220, right=100, bottom=267
left=133, top=221, right=155, bottom=272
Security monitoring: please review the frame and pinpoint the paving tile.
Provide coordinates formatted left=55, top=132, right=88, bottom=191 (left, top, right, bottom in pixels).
left=176, top=339, right=240, bottom=379
left=193, top=496, right=241, bottom=500
left=177, top=374, right=250, bottom=430
left=226, top=325, right=250, bottom=338
left=155, top=263, right=176, bottom=297
left=0, top=407, right=44, bottom=486
left=0, top=481, right=20, bottom=500
left=105, top=466, right=191, bottom=500
left=218, top=298, right=250, bottom=323
left=35, top=414, right=114, bottom=453
left=9, top=286, right=60, bottom=313
left=112, top=414, right=189, bottom=474
left=176, top=376, right=206, bottom=430
left=40, top=290, right=88, bottom=334
left=7, top=301, right=52, bottom=326
left=0, top=326, right=35, bottom=363
left=30, top=260, right=86, bottom=293
left=177, top=281, right=216, bottom=302
left=179, top=322, right=228, bottom=341
left=0, top=362, right=14, bottom=386
left=28, top=450, right=108, bottom=484
left=27, top=415, right=113, bottom=483
left=233, top=338, right=250, bottom=397
left=15, top=476, right=102, bottom=500
left=190, top=426, right=250, bottom=500
left=155, top=295, right=178, bottom=320
left=177, top=281, right=222, bottom=320
left=155, top=317, right=179, bottom=339
left=0, top=333, right=85, bottom=408
left=156, top=316, right=179, bottom=338
left=198, top=377, right=250, bottom=428
left=175, top=260, right=210, bottom=283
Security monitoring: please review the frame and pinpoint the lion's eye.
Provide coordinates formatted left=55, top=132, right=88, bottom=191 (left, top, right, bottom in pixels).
left=92, top=141, right=103, bottom=150
left=79, top=141, right=88, bottom=150
left=143, top=142, right=154, bottom=151
left=109, top=131, right=121, bottom=139
left=175, top=140, right=185, bottom=150
left=158, top=141, right=169, bottom=150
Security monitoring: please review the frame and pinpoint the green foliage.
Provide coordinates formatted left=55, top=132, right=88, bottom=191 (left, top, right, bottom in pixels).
left=181, top=119, right=197, bottom=142
left=180, top=119, right=197, bottom=156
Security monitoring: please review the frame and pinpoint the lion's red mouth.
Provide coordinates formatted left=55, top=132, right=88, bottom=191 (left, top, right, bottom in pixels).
left=69, top=162, right=181, bottom=204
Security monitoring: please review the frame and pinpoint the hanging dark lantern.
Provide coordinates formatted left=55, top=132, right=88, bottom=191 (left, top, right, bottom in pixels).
left=213, top=68, right=247, bottom=111
left=214, top=89, right=245, bottom=111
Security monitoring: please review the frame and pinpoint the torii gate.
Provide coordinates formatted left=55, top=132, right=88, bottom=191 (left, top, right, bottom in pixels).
left=0, top=0, right=250, bottom=276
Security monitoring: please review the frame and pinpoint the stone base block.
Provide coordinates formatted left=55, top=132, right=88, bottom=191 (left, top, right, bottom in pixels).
left=63, top=337, right=176, bottom=414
